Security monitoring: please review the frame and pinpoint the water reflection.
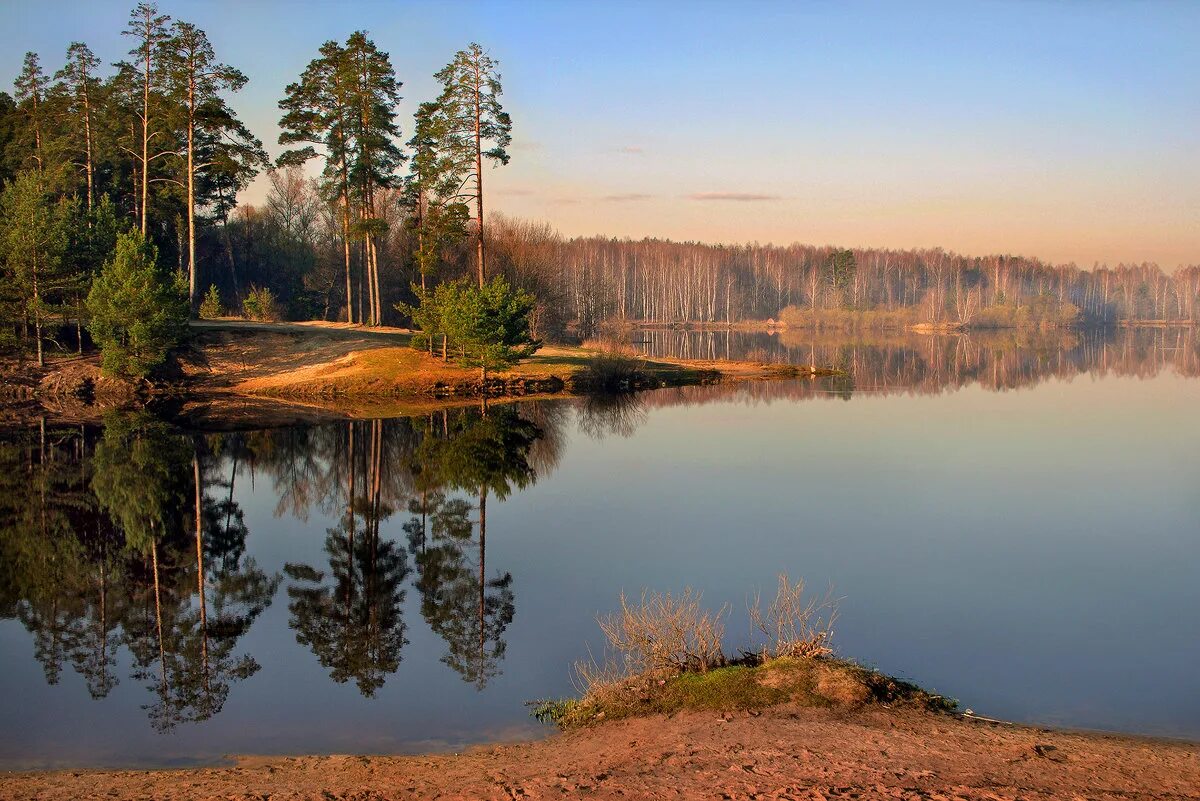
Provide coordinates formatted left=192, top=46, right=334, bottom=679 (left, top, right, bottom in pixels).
left=637, top=325, right=1199, bottom=396
left=0, top=327, right=1196, bottom=751
left=406, top=405, right=538, bottom=687
left=0, top=403, right=553, bottom=730
left=577, top=393, right=647, bottom=440
left=0, top=413, right=279, bottom=732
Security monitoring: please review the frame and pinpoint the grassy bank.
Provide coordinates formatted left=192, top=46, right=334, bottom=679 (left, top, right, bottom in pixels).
left=532, top=576, right=954, bottom=731
left=532, top=656, right=954, bottom=729
left=182, top=320, right=830, bottom=402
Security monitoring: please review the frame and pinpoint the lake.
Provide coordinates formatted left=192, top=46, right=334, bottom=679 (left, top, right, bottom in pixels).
left=1, top=327, right=1197, bottom=769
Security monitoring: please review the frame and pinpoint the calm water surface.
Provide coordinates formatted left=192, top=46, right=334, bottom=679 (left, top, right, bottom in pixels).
left=1, top=328, right=1197, bottom=768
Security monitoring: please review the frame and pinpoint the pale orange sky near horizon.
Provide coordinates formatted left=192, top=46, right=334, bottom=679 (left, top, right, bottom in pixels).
left=478, top=157, right=1199, bottom=270
left=242, top=123, right=1198, bottom=270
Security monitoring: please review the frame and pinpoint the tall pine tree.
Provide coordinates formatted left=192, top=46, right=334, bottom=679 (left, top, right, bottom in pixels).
left=431, top=43, right=511, bottom=288
left=118, top=2, right=173, bottom=236
left=13, top=53, right=50, bottom=174
left=344, top=31, right=403, bottom=326
left=164, top=21, right=263, bottom=310
left=405, top=100, right=468, bottom=293
left=279, top=40, right=357, bottom=323
left=53, top=43, right=103, bottom=213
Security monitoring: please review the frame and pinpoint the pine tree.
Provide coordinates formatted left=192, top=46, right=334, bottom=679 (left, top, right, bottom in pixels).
left=118, top=2, right=173, bottom=236
left=0, top=170, right=72, bottom=365
left=63, top=194, right=122, bottom=352
left=438, top=276, right=540, bottom=382
left=13, top=52, right=50, bottom=174
left=829, top=249, right=857, bottom=307
left=86, top=229, right=187, bottom=377
left=53, top=43, right=103, bottom=214
left=278, top=40, right=357, bottom=323
left=344, top=31, right=403, bottom=326
left=432, top=43, right=512, bottom=287
left=406, top=101, right=469, bottom=292
left=165, top=20, right=262, bottom=310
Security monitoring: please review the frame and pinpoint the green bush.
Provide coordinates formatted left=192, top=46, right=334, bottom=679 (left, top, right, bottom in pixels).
left=242, top=285, right=280, bottom=321
left=199, top=284, right=223, bottom=319
left=85, top=231, right=188, bottom=378
left=404, top=276, right=541, bottom=377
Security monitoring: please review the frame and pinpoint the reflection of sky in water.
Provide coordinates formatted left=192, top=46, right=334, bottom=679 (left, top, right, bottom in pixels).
left=0, top=348, right=1197, bottom=769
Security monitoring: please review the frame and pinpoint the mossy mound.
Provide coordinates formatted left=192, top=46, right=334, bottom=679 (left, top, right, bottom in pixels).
left=531, top=657, right=956, bottom=729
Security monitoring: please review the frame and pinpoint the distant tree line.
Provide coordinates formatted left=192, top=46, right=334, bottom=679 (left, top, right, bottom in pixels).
left=212, top=204, right=1200, bottom=337
left=504, top=235, right=1200, bottom=334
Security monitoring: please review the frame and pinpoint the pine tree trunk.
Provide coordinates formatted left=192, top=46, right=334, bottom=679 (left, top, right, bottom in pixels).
left=222, top=214, right=239, bottom=300
left=341, top=191, right=353, bottom=324
left=33, top=253, right=43, bottom=367
left=369, top=237, right=379, bottom=326
left=140, top=33, right=150, bottom=237
left=474, top=65, right=485, bottom=288
left=31, top=92, right=42, bottom=173
left=362, top=238, right=373, bottom=325
left=186, top=75, right=197, bottom=312
left=83, top=85, right=94, bottom=215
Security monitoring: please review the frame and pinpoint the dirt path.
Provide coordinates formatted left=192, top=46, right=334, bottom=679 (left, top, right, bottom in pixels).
left=190, top=319, right=415, bottom=341
left=5, top=706, right=1196, bottom=800
left=183, top=320, right=416, bottom=390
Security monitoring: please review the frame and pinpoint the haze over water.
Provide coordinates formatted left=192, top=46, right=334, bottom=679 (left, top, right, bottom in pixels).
left=1, top=328, right=1197, bottom=769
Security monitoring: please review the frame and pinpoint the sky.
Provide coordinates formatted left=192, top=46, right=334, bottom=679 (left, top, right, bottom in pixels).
left=2, top=0, right=1198, bottom=268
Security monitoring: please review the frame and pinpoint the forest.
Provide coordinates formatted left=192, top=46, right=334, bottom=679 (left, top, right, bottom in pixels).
left=2, top=2, right=1197, bottom=376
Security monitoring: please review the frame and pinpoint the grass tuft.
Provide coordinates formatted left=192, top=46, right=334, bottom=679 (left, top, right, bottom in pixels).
left=534, top=575, right=957, bottom=729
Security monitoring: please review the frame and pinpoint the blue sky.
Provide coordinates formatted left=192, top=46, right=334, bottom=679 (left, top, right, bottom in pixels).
left=3, top=0, right=1198, bottom=266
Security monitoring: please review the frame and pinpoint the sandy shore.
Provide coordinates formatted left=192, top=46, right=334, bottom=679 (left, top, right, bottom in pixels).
left=4, top=706, right=1196, bottom=800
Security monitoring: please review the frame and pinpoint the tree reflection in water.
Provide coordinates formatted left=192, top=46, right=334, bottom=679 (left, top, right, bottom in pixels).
left=0, top=412, right=279, bottom=732
left=285, top=420, right=411, bottom=696
left=281, top=406, right=543, bottom=694
left=2, top=327, right=1194, bottom=728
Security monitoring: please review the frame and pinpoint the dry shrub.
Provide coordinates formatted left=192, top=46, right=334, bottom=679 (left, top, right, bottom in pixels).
left=598, top=589, right=728, bottom=675
left=570, top=652, right=630, bottom=710
left=575, top=351, right=646, bottom=391
left=748, top=573, right=839, bottom=660
left=578, top=328, right=645, bottom=391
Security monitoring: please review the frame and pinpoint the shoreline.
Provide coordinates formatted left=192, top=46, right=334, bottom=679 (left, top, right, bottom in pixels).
left=4, top=706, right=1196, bottom=800
left=1, top=319, right=837, bottom=425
